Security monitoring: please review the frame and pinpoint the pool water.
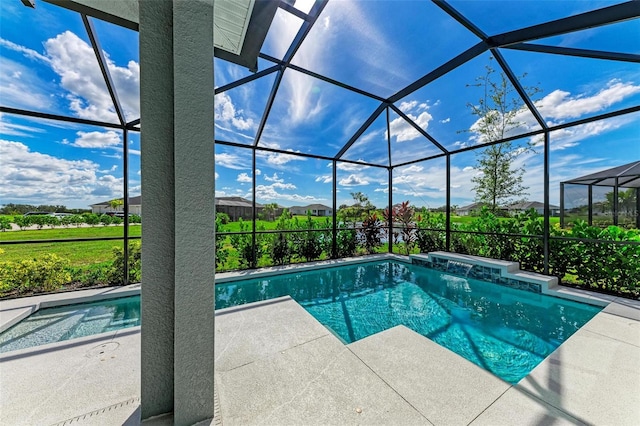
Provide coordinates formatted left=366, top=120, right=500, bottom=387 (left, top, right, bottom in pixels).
left=0, top=296, right=140, bottom=353
left=216, top=261, right=601, bottom=383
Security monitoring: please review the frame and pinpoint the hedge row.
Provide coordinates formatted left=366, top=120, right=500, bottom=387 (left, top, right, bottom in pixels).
left=0, top=213, right=141, bottom=231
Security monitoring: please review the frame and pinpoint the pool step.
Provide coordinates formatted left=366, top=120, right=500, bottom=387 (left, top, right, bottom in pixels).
left=410, top=252, right=558, bottom=295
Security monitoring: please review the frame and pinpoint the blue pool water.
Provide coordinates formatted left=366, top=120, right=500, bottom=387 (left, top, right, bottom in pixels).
left=0, top=296, right=140, bottom=353
left=216, top=260, right=601, bottom=383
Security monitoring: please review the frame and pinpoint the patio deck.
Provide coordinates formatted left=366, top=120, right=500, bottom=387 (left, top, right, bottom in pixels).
left=0, top=286, right=638, bottom=425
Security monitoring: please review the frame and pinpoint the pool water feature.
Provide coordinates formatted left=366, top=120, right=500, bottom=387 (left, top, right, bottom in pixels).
left=0, top=296, right=140, bottom=353
left=216, top=261, right=601, bottom=383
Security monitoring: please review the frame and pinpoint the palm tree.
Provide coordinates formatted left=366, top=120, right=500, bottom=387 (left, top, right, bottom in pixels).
left=109, top=198, right=124, bottom=213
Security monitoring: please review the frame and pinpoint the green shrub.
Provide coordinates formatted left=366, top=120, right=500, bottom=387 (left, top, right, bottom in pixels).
left=335, top=227, right=358, bottom=258
left=128, top=214, right=142, bottom=223
left=269, top=212, right=293, bottom=265
left=69, top=263, right=110, bottom=287
left=13, top=215, right=31, bottom=230
left=216, top=212, right=230, bottom=224
left=229, top=219, right=262, bottom=268
left=215, top=216, right=229, bottom=268
left=108, top=241, right=141, bottom=285
left=63, top=214, right=86, bottom=227
left=291, top=213, right=327, bottom=262
left=0, top=253, right=71, bottom=296
left=415, top=210, right=446, bottom=253
left=99, top=214, right=113, bottom=226
left=0, top=217, right=11, bottom=231
left=83, top=213, right=100, bottom=226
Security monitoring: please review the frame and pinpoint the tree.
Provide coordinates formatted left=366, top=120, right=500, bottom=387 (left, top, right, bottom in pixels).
left=338, top=192, right=376, bottom=224
left=605, top=188, right=636, bottom=215
left=0, top=217, right=11, bottom=231
left=262, top=203, right=279, bottom=221
left=109, top=198, right=124, bottom=213
left=466, top=59, right=540, bottom=212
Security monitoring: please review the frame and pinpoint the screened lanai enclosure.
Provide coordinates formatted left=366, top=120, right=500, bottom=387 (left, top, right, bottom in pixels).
left=561, top=161, right=640, bottom=228
left=1, top=0, right=639, bottom=296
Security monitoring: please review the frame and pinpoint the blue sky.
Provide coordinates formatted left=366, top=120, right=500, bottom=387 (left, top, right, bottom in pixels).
left=1, top=0, right=638, bottom=211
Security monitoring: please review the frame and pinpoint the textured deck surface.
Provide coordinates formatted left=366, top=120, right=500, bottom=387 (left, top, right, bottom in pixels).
left=1, top=287, right=638, bottom=425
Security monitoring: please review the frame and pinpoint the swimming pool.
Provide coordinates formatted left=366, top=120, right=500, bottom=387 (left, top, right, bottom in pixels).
left=1, top=260, right=601, bottom=383
left=216, top=260, right=601, bottom=383
left=0, top=296, right=140, bottom=353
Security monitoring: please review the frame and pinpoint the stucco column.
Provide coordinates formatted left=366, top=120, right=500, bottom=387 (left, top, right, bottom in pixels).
left=139, top=1, right=215, bottom=424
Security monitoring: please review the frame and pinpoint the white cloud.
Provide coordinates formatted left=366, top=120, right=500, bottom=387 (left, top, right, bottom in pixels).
left=374, top=186, right=397, bottom=194
left=0, top=31, right=142, bottom=122
left=548, top=115, right=634, bottom=150
left=255, top=184, right=325, bottom=203
left=536, top=80, right=640, bottom=121
left=236, top=172, right=251, bottom=183
left=399, top=100, right=429, bottom=114
left=44, top=31, right=118, bottom=122
left=257, top=142, right=306, bottom=166
left=0, top=37, right=50, bottom=63
left=98, top=165, right=118, bottom=174
left=70, top=130, right=122, bottom=148
left=462, top=80, right=640, bottom=148
left=272, top=182, right=296, bottom=190
left=105, top=55, right=140, bottom=121
left=0, top=113, right=46, bottom=137
left=0, top=139, right=123, bottom=207
left=440, top=118, right=451, bottom=124
left=216, top=152, right=248, bottom=170
left=264, top=172, right=283, bottom=183
left=215, top=92, right=255, bottom=131
left=0, top=57, right=54, bottom=111
left=389, top=101, right=433, bottom=142
left=400, top=165, right=423, bottom=174
left=215, top=172, right=219, bottom=179
left=335, top=161, right=365, bottom=171
left=315, top=175, right=332, bottom=183
left=267, top=10, right=326, bottom=124
left=339, top=174, right=369, bottom=186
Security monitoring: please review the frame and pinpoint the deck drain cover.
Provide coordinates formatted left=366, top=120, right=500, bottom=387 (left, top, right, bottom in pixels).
left=86, top=342, right=119, bottom=358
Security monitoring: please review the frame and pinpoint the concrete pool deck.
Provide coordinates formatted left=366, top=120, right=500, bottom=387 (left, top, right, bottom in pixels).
left=1, top=279, right=639, bottom=424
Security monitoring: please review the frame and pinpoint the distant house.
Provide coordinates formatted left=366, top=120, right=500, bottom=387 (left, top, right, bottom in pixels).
left=456, top=201, right=560, bottom=217
left=289, top=204, right=333, bottom=217
left=505, top=201, right=560, bottom=216
left=215, top=197, right=263, bottom=221
left=91, top=196, right=142, bottom=215
left=456, top=202, right=486, bottom=216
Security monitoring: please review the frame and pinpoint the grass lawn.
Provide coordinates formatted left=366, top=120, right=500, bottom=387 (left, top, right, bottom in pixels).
left=450, top=215, right=560, bottom=225
left=221, top=216, right=332, bottom=232
left=0, top=225, right=141, bottom=241
left=0, top=216, right=563, bottom=269
left=0, top=225, right=141, bottom=266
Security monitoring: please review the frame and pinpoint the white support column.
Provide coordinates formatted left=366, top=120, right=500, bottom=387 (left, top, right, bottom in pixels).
left=139, top=1, right=215, bottom=424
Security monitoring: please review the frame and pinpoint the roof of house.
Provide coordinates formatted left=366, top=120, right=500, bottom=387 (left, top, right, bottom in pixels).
left=91, top=195, right=141, bottom=207
left=215, top=197, right=264, bottom=208
left=289, top=204, right=332, bottom=210
left=507, top=201, right=560, bottom=210
left=456, top=202, right=486, bottom=211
